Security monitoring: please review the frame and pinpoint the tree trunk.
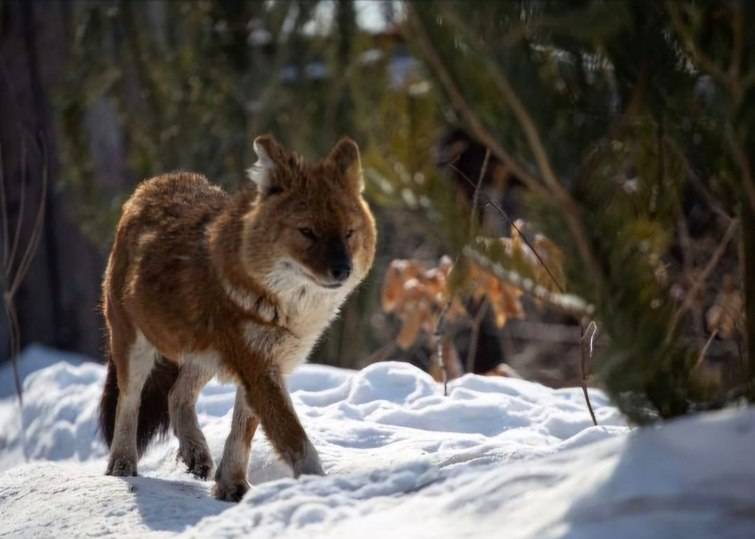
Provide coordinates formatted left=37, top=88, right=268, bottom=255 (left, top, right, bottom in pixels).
left=0, top=0, right=105, bottom=362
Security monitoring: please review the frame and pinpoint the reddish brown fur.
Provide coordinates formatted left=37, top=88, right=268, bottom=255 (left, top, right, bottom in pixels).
left=100, top=136, right=376, bottom=498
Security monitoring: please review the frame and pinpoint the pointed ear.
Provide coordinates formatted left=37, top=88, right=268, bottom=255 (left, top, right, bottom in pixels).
left=328, top=137, right=364, bottom=192
left=247, top=135, right=286, bottom=194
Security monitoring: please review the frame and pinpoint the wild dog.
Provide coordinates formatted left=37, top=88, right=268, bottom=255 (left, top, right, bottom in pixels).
left=99, top=135, right=376, bottom=501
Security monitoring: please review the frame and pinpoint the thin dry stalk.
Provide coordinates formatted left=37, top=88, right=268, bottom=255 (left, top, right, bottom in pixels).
left=4, top=301, right=22, bottom=405
left=453, top=154, right=598, bottom=421
left=6, top=142, right=27, bottom=276
left=10, top=169, right=47, bottom=298
left=434, top=149, right=491, bottom=395
left=1, top=139, right=48, bottom=405
left=580, top=320, right=599, bottom=426
left=692, top=330, right=718, bottom=372
left=451, top=163, right=565, bottom=294
left=434, top=320, right=450, bottom=396
left=468, top=149, right=491, bottom=235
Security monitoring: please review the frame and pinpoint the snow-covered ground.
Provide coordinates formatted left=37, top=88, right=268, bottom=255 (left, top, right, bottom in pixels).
left=0, top=346, right=754, bottom=538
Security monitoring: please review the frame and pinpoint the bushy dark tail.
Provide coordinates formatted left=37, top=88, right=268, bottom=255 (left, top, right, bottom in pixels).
left=99, top=357, right=180, bottom=456
left=99, top=361, right=119, bottom=449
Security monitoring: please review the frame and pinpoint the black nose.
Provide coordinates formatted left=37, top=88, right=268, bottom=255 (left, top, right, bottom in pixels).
left=329, top=261, right=352, bottom=282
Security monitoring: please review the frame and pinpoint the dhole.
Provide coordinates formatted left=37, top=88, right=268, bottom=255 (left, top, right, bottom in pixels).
left=99, top=135, right=376, bottom=501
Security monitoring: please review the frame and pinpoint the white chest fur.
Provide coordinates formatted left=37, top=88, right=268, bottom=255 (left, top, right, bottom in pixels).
left=245, top=265, right=353, bottom=374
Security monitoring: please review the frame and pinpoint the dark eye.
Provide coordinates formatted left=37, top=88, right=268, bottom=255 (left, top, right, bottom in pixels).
left=299, top=227, right=317, bottom=240
left=345, top=229, right=355, bottom=239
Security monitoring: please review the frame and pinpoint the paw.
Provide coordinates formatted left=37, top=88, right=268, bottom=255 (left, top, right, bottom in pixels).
left=106, top=456, right=137, bottom=477
left=212, top=478, right=250, bottom=502
left=177, top=442, right=214, bottom=480
left=292, top=443, right=325, bottom=477
left=294, top=460, right=325, bottom=477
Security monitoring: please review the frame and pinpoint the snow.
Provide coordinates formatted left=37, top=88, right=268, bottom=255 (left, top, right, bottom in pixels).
left=1, top=347, right=754, bottom=538
left=0, top=344, right=87, bottom=399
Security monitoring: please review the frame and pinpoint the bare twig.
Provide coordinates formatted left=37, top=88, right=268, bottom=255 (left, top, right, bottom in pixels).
left=434, top=148, right=490, bottom=395
left=435, top=323, right=450, bottom=396
left=692, top=329, right=718, bottom=372
left=450, top=163, right=566, bottom=294
left=580, top=321, right=599, bottom=426
left=468, top=149, right=491, bottom=235
left=6, top=142, right=26, bottom=275
left=1, top=138, right=48, bottom=405
left=10, top=161, right=47, bottom=298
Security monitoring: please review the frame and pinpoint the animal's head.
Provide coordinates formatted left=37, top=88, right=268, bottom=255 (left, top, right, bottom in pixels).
left=241, top=135, right=376, bottom=294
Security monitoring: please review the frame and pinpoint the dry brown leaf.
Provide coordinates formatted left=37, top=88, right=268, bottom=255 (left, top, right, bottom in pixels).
left=382, top=249, right=533, bottom=350
left=382, top=227, right=562, bottom=351
left=468, top=263, right=524, bottom=328
left=381, top=258, right=465, bottom=349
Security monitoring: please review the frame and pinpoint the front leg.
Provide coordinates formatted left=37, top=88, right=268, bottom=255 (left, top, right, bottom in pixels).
left=240, top=365, right=324, bottom=478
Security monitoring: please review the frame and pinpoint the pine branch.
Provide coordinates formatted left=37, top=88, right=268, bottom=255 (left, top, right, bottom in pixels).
left=406, top=7, right=547, bottom=199
left=431, top=7, right=605, bottom=293
left=462, top=247, right=593, bottom=318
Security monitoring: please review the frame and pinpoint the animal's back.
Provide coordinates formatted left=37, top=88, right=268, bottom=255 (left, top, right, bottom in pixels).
left=120, top=172, right=228, bottom=232
left=105, top=173, right=231, bottom=355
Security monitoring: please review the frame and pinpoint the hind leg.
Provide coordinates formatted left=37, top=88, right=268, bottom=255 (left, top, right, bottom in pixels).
left=106, top=331, right=156, bottom=476
left=213, top=385, right=259, bottom=502
left=169, top=357, right=214, bottom=479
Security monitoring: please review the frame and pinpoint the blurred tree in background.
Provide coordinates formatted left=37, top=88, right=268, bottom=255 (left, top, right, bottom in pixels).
left=398, top=0, right=754, bottom=422
left=1, top=0, right=753, bottom=423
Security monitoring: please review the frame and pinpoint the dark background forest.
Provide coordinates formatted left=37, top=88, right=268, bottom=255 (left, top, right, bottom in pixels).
left=1, top=0, right=753, bottom=423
